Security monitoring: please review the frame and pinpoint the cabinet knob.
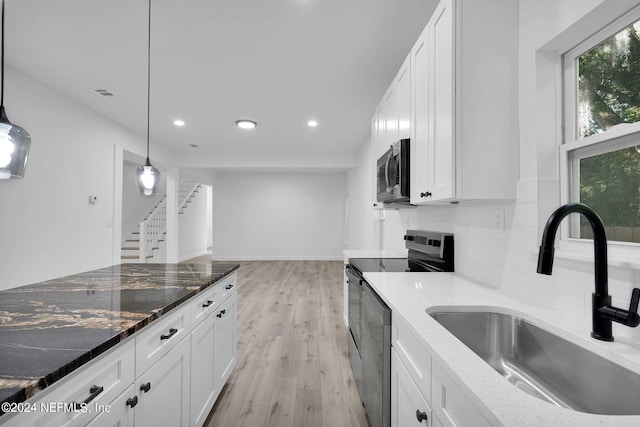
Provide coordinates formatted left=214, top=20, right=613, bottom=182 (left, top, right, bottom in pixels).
left=416, top=409, right=428, bottom=423
left=126, top=396, right=138, bottom=408
left=420, top=191, right=432, bottom=198
left=140, top=382, right=151, bottom=393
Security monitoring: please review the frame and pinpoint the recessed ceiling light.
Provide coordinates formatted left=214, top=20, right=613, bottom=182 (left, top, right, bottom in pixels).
left=307, top=120, right=318, bottom=127
left=174, top=119, right=185, bottom=127
left=236, top=119, right=257, bottom=129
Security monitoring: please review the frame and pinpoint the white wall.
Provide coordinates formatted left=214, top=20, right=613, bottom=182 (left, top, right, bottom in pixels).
left=179, top=183, right=210, bottom=261
left=349, top=0, right=640, bottom=342
left=212, top=171, right=346, bottom=260
left=0, top=67, right=175, bottom=291
left=346, top=138, right=380, bottom=251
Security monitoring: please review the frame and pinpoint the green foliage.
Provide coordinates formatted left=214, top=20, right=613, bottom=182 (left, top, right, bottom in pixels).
left=580, top=146, right=640, bottom=227
left=579, top=24, right=640, bottom=137
left=577, top=22, right=640, bottom=236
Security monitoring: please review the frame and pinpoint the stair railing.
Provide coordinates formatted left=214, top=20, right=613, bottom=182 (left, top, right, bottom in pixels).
left=139, top=197, right=167, bottom=262
left=178, top=179, right=201, bottom=213
left=136, top=179, right=200, bottom=262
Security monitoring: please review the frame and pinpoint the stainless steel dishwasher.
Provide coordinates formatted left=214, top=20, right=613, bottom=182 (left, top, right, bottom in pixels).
left=361, top=281, right=391, bottom=427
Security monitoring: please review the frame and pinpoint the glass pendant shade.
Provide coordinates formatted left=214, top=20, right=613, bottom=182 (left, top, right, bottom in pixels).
left=0, top=107, right=30, bottom=179
left=135, top=157, right=160, bottom=195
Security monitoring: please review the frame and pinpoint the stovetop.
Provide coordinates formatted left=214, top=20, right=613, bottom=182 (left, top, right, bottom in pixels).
left=348, top=230, right=454, bottom=275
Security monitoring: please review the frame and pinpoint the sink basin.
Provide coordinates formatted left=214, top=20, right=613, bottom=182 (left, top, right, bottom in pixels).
left=429, top=310, right=640, bottom=415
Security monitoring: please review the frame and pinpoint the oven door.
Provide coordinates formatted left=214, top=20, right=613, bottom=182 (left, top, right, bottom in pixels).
left=345, top=264, right=363, bottom=393
left=346, top=264, right=362, bottom=349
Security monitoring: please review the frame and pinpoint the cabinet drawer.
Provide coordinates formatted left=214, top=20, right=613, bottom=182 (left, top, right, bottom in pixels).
left=135, top=304, right=190, bottom=377
left=21, top=339, right=135, bottom=427
left=85, top=384, right=135, bottom=427
left=216, top=274, right=236, bottom=303
left=190, top=284, right=218, bottom=328
left=431, top=361, right=490, bottom=427
left=392, top=312, right=431, bottom=403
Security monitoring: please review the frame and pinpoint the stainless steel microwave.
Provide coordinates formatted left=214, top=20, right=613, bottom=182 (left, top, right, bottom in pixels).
left=377, top=139, right=410, bottom=204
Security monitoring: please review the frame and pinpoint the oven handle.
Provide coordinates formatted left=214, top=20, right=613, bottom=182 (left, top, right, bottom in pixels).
left=345, top=265, right=363, bottom=286
left=384, top=147, right=393, bottom=192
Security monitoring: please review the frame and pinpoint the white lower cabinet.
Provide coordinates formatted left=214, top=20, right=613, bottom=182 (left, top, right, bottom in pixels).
left=431, top=361, right=490, bottom=427
left=213, top=294, right=237, bottom=390
left=189, top=291, right=237, bottom=427
left=86, top=384, right=135, bottom=427
left=134, top=336, right=191, bottom=427
left=391, top=313, right=490, bottom=427
left=391, top=348, right=431, bottom=426
left=190, top=312, right=217, bottom=427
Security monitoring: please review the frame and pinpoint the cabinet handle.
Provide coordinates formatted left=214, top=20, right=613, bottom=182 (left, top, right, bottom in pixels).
left=225, top=284, right=234, bottom=290
left=420, top=191, right=432, bottom=198
left=217, top=309, right=226, bottom=318
left=140, top=382, right=151, bottom=393
left=73, top=385, right=103, bottom=410
left=160, top=328, right=178, bottom=340
left=126, top=396, right=138, bottom=408
left=202, top=300, right=214, bottom=308
left=416, top=409, right=428, bottom=423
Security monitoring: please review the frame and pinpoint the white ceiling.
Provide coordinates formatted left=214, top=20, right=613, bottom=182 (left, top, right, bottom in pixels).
left=8, top=0, right=436, bottom=170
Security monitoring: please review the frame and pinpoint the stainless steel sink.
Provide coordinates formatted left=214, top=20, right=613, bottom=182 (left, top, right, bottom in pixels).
left=429, top=310, right=640, bottom=415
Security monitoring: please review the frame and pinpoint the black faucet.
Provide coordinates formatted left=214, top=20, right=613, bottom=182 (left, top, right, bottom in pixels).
left=537, top=203, right=640, bottom=341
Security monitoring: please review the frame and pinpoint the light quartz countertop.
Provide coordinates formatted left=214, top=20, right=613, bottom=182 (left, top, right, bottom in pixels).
left=363, top=272, right=640, bottom=427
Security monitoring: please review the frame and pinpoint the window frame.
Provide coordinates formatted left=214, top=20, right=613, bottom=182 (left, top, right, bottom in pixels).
left=560, top=5, right=640, bottom=258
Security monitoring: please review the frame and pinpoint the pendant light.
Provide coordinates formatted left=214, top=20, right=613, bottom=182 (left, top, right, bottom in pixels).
left=0, top=0, right=30, bottom=180
left=135, top=0, right=160, bottom=195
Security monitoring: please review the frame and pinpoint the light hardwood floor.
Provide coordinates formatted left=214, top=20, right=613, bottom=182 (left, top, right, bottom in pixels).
left=188, top=259, right=369, bottom=427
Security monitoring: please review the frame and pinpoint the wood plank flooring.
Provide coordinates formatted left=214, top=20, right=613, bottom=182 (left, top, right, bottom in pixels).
left=192, top=259, right=369, bottom=427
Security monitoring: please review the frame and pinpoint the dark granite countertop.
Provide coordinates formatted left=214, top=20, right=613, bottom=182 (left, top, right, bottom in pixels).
left=0, top=262, right=239, bottom=413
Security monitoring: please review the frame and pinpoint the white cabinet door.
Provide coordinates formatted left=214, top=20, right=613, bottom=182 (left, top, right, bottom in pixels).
left=85, top=384, right=136, bottom=427
left=392, top=349, right=431, bottom=427
left=190, top=314, right=216, bottom=427
left=396, top=55, right=411, bottom=140
left=410, top=24, right=430, bottom=204
left=134, top=336, right=191, bottom=427
left=410, top=0, right=518, bottom=204
left=383, top=85, right=398, bottom=148
left=428, top=0, right=455, bottom=201
left=214, top=294, right=237, bottom=391
left=431, top=361, right=490, bottom=427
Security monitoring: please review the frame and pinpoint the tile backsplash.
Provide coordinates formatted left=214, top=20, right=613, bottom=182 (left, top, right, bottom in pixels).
left=381, top=184, right=640, bottom=343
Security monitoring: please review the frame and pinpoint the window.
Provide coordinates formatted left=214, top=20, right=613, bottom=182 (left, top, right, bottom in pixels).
left=564, top=8, right=640, bottom=245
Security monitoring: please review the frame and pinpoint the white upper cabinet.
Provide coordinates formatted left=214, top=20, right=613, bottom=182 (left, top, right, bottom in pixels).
left=410, top=0, right=518, bottom=204
left=371, top=54, right=411, bottom=209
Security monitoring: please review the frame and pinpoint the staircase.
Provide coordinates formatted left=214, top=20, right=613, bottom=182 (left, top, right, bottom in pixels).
left=121, top=179, right=202, bottom=263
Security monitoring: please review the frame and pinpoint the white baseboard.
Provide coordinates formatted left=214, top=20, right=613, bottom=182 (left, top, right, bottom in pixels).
left=210, top=255, right=343, bottom=261
left=179, top=249, right=210, bottom=262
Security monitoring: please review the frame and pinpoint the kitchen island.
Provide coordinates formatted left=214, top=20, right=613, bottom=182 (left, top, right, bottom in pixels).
left=0, top=261, right=238, bottom=424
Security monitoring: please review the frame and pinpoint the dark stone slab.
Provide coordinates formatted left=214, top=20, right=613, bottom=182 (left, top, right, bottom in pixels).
left=0, top=262, right=239, bottom=414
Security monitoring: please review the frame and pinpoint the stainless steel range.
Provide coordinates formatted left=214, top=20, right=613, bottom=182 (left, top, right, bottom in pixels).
left=345, top=230, right=454, bottom=427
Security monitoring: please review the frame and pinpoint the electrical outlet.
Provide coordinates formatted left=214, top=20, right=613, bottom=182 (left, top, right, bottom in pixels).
left=495, top=208, right=505, bottom=232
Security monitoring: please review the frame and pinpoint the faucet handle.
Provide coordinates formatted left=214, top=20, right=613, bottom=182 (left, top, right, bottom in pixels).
left=629, top=288, right=640, bottom=321
left=597, top=288, right=640, bottom=327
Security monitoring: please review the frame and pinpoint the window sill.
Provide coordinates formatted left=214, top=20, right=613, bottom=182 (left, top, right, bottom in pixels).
left=546, top=239, right=640, bottom=270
